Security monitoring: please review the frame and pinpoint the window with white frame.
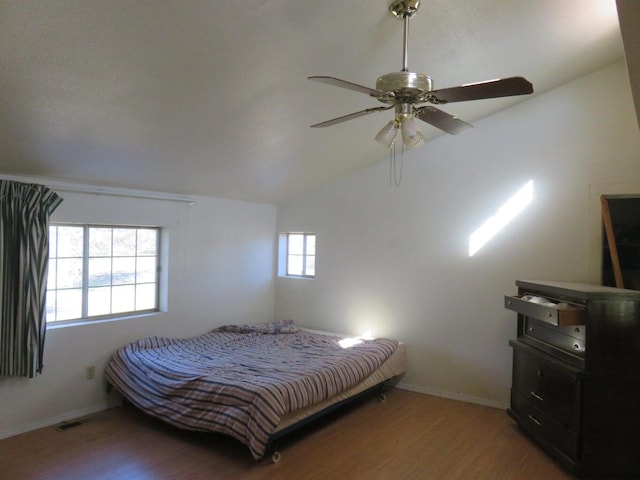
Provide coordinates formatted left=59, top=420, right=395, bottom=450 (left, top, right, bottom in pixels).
left=283, top=232, right=316, bottom=278
left=46, top=224, right=160, bottom=323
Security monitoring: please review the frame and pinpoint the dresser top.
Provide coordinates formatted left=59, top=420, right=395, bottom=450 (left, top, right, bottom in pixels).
left=516, top=280, right=640, bottom=300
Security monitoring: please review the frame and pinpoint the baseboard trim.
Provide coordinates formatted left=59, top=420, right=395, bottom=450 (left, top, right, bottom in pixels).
left=0, top=402, right=110, bottom=440
left=394, top=382, right=509, bottom=410
left=1, top=385, right=508, bottom=441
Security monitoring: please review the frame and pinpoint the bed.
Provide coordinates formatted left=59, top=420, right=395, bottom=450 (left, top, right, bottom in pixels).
left=104, top=320, right=406, bottom=462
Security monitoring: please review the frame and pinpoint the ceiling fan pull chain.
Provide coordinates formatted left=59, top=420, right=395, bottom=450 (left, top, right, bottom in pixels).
left=397, top=143, right=404, bottom=186
left=389, top=141, right=403, bottom=187
left=389, top=142, right=394, bottom=185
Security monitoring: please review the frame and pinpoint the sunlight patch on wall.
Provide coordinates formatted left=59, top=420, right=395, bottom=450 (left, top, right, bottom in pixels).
left=468, top=180, right=533, bottom=256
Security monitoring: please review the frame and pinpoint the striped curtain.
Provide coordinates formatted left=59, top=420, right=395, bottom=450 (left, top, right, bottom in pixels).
left=0, top=180, right=63, bottom=377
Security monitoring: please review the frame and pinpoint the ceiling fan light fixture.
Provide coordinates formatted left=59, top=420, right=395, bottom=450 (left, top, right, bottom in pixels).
left=375, top=120, right=399, bottom=148
left=401, top=116, right=425, bottom=149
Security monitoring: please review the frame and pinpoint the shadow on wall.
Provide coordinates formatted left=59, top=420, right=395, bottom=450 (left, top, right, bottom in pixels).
left=401, top=345, right=510, bottom=405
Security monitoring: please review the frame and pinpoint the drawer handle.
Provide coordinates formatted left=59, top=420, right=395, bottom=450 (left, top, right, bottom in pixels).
left=528, top=414, right=542, bottom=426
left=530, top=391, right=544, bottom=402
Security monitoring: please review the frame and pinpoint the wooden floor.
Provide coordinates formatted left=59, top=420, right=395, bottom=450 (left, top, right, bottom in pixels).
left=0, top=389, right=577, bottom=480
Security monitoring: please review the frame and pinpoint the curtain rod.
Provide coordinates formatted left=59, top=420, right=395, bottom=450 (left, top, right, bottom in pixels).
left=0, top=175, right=196, bottom=205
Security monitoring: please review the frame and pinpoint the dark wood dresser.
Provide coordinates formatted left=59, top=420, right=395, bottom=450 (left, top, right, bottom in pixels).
left=505, top=280, right=640, bottom=478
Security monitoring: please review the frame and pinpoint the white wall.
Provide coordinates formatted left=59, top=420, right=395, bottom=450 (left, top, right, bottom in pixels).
left=275, top=60, right=640, bottom=407
left=0, top=191, right=276, bottom=437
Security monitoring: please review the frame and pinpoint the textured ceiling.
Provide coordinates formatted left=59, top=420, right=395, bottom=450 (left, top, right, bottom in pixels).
left=0, top=0, right=626, bottom=204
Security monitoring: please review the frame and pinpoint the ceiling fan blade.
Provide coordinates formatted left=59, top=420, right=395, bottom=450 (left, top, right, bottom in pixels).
left=311, top=106, right=393, bottom=128
left=308, top=76, right=394, bottom=100
left=415, top=106, right=473, bottom=134
left=430, top=76, right=533, bottom=103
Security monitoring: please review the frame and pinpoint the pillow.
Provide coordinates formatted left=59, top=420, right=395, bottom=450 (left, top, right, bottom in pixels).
left=217, top=319, right=299, bottom=334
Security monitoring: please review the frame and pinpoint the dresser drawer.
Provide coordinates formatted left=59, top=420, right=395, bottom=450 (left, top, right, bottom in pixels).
left=505, top=295, right=586, bottom=326
left=511, top=390, right=580, bottom=460
left=524, top=318, right=585, bottom=357
left=511, top=342, right=582, bottom=431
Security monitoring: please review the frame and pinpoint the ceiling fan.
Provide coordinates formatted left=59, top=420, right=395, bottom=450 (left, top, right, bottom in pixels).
left=308, top=0, right=533, bottom=149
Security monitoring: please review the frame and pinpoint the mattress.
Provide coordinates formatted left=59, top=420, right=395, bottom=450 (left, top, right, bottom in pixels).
left=273, top=337, right=407, bottom=433
left=105, top=321, right=405, bottom=460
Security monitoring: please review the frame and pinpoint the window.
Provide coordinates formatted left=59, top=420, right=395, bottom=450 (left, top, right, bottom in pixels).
left=284, top=233, right=316, bottom=277
left=47, top=224, right=160, bottom=323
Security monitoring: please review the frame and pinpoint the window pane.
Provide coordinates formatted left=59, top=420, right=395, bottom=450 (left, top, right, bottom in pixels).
left=45, top=292, right=56, bottom=321
left=288, top=254, right=303, bottom=275
left=306, top=235, right=316, bottom=255
left=305, top=255, right=315, bottom=276
left=88, top=257, right=112, bottom=287
left=137, top=229, right=157, bottom=256
left=136, top=257, right=156, bottom=283
left=112, top=285, right=135, bottom=313
left=113, top=257, right=136, bottom=285
left=55, top=289, right=82, bottom=321
left=113, top=228, right=136, bottom=256
left=88, top=287, right=111, bottom=316
left=57, top=226, right=83, bottom=257
left=47, top=259, right=57, bottom=290
left=57, top=258, right=83, bottom=289
left=89, top=228, right=112, bottom=257
left=289, top=234, right=304, bottom=255
left=49, top=226, right=57, bottom=256
left=136, top=283, right=156, bottom=310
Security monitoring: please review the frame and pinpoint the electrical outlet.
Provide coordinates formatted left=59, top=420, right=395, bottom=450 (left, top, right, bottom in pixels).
left=86, top=365, right=96, bottom=380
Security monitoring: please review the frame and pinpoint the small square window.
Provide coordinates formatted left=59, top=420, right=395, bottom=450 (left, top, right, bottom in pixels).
left=279, top=233, right=316, bottom=278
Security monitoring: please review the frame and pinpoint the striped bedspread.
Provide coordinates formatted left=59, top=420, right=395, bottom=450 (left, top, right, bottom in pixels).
left=105, top=324, right=398, bottom=459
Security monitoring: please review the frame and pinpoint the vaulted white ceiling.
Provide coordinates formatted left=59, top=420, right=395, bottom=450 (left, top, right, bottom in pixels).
left=0, top=0, right=627, bottom=204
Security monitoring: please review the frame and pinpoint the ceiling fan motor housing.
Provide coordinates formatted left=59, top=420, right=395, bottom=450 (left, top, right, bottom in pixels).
left=376, top=71, right=432, bottom=103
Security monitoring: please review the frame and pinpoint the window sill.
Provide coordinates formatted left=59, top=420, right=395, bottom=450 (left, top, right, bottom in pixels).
left=46, top=311, right=161, bottom=329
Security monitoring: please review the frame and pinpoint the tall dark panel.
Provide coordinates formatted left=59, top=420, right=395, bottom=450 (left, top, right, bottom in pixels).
left=602, top=197, right=640, bottom=290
